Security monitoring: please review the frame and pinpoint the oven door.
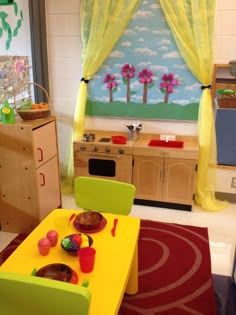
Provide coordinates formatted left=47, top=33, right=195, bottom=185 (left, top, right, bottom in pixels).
left=74, top=152, right=133, bottom=183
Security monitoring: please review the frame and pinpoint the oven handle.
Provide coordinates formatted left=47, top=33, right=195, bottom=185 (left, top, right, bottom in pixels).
left=87, top=153, right=122, bottom=159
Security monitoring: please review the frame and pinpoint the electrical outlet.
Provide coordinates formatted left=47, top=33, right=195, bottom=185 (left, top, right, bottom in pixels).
left=160, top=134, right=176, bottom=141
left=231, top=177, right=236, bottom=188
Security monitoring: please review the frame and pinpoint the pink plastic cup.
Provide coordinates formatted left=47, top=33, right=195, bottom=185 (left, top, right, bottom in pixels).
left=38, top=238, right=51, bottom=256
left=46, top=230, right=58, bottom=247
left=78, top=247, right=96, bottom=273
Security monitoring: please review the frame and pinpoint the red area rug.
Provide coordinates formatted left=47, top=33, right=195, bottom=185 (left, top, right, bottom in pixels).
left=0, top=220, right=217, bottom=314
left=119, top=220, right=217, bottom=315
left=0, top=234, right=28, bottom=266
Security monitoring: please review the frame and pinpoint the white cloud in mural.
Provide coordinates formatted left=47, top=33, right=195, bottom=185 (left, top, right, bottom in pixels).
left=150, top=3, right=160, bottom=9
left=185, top=82, right=201, bottom=91
left=124, top=29, right=136, bottom=35
left=135, top=47, right=157, bottom=56
left=153, top=29, right=171, bottom=35
left=158, top=46, right=169, bottom=51
left=93, top=74, right=102, bottom=79
left=138, top=38, right=145, bottom=42
left=151, top=65, right=168, bottom=73
left=100, top=65, right=110, bottom=71
left=130, top=80, right=142, bottom=89
left=138, top=61, right=152, bottom=67
left=109, top=50, right=124, bottom=58
left=158, top=38, right=171, bottom=45
left=134, top=26, right=149, bottom=32
left=174, top=64, right=188, bottom=70
left=121, top=41, right=133, bottom=47
left=134, top=11, right=154, bottom=18
left=162, top=51, right=181, bottom=59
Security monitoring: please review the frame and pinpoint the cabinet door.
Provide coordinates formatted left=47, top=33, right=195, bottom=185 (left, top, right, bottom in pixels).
left=33, top=121, right=57, bottom=168
left=37, top=156, right=61, bottom=221
left=163, top=158, right=196, bottom=205
left=133, top=156, right=163, bottom=200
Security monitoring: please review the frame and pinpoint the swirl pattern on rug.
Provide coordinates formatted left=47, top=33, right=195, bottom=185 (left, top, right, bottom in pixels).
left=119, top=220, right=217, bottom=315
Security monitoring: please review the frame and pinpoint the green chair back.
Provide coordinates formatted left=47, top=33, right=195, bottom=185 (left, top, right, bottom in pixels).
left=74, top=176, right=136, bottom=215
left=0, top=271, right=91, bottom=315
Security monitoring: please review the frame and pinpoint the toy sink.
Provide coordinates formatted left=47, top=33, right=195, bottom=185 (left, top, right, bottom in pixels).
left=148, top=139, right=184, bottom=148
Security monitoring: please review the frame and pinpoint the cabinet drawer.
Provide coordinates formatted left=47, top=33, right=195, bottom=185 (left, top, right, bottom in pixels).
left=33, top=121, right=57, bottom=168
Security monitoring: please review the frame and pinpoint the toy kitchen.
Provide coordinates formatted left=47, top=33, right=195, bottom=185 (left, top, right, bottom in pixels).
left=73, top=127, right=199, bottom=211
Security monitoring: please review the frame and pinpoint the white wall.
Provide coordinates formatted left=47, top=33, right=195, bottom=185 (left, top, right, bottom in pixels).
left=45, top=0, right=236, bottom=193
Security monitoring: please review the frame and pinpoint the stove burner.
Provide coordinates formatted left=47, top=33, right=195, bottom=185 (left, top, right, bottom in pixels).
left=99, top=138, right=111, bottom=143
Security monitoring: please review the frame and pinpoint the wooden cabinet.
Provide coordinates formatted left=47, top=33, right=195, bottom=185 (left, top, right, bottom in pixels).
left=212, top=64, right=236, bottom=100
left=132, top=135, right=198, bottom=210
left=133, top=156, right=197, bottom=206
left=0, top=117, right=61, bottom=233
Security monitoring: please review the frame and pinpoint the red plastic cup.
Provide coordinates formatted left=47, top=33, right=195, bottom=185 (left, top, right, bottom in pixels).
left=46, top=230, right=58, bottom=247
left=38, top=238, right=51, bottom=256
left=78, top=247, right=96, bottom=273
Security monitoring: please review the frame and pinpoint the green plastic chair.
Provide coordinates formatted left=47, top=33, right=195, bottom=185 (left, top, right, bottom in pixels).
left=74, top=176, right=136, bottom=215
left=0, top=271, right=91, bottom=315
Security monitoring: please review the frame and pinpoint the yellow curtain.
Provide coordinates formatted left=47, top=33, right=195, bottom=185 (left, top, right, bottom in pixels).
left=159, top=0, right=228, bottom=211
left=62, top=0, right=141, bottom=193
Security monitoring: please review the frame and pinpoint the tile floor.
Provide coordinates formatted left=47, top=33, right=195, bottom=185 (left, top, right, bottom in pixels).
left=1, top=194, right=235, bottom=277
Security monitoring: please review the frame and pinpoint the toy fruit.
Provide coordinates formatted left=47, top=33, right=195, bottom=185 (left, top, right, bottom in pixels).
left=19, top=100, right=32, bottom=110
left=31, top=104, right=40, bottom=109
left=80, top=234, right=89, bottom=248
left=72, top=234, right=82, bottom=246
left=39, top=102, right=49, bottom=109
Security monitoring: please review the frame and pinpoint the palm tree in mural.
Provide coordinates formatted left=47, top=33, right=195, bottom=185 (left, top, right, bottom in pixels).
left=103, top=74, right=118, bottom=102
left=138, top=68, right=153, bottom=103
left=160, top=73, right=179, bottom=103
left=121, top=63, right=135, bottom=102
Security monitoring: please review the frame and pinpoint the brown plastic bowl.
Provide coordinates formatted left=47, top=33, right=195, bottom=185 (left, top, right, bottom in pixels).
left=75, top=211, right=103, bottom=230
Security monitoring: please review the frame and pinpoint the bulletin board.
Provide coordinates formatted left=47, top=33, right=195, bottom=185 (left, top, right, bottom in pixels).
left=85, top=0, right=201, bottom=121
left=0, top=56, right=30, bottom=104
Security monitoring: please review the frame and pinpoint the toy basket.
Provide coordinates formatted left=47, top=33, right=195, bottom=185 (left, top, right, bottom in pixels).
left=14, top=82, right=50, bottom=120
left=218, top=94, right=236, bottom=109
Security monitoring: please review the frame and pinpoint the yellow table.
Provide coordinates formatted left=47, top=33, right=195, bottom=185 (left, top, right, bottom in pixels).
left=0, top=209, right=140, bottom=315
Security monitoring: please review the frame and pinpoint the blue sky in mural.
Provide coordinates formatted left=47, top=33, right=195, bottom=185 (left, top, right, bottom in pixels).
left=87, top=0, right=201, bottom=106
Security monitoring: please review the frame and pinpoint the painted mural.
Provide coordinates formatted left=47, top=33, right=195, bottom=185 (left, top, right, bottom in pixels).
left=86, top=0, right=201, bottom=121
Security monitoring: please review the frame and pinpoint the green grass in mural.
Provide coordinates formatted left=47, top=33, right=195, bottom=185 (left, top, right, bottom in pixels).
left=85, top=100, right=199, bottom=121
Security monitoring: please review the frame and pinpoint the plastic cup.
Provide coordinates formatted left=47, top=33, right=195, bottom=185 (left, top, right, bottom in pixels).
left=38, top=238, right=51, bottom=256
left=46, top=230, right=58, bottom=247
left=78, top=247, right=96, bottom=273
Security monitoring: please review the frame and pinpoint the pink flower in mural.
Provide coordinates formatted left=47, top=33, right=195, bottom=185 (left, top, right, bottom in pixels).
left=160, top=73, right=179, bottom=103
left=121, top=63, right=136, bottom=102
left=103, top=74, right=118, bottom=102
left=138, top=68, right=153, bottom=103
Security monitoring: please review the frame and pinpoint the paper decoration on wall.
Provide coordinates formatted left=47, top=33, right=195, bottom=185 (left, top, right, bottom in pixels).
left=86, top=0, right=201, bottom=121
left=0, top=0, right=23, bottom=50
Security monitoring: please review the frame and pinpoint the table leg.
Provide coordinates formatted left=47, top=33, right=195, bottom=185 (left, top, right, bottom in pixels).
left=125, top=243, right=138, bottom=294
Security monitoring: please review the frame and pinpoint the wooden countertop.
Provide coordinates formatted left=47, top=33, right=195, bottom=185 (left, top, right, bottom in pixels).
left=75, top=130, right=199, bottom=160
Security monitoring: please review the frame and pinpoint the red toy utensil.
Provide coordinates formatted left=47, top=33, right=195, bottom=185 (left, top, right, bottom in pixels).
left=69, top=213, right=76, bottom=225
left=111, top=218, right=118, bottom=237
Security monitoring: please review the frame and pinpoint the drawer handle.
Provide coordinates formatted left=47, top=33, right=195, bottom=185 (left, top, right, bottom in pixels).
left=39, top=173, right=46, bottom=186
left=37, top=147, right=44, bottom=162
